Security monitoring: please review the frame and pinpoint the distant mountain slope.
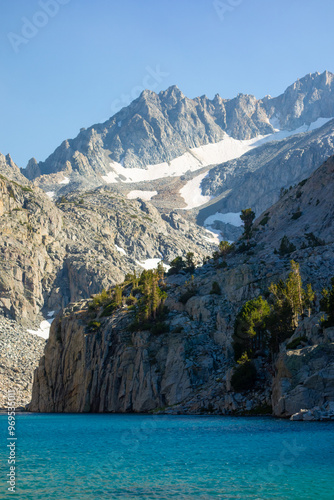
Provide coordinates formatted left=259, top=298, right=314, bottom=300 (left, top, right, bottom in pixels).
left=0, top=160, right=215, bottom=327
left=197, top=117, right=334, bottom=236
left=252, top=154, right=334, bottom=250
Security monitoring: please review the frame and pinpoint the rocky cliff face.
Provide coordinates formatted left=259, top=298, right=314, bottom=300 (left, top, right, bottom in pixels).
left=29, top=156, right=334, bottom=416
left=0, top=163, right=215, bottom=327
left=272, top=318, right=334, bottom=418
left=30, top=299, right=227, bottom=413
left=0, top=174, right=64, bottom=324
left=29, top=262, right=274, bottom=414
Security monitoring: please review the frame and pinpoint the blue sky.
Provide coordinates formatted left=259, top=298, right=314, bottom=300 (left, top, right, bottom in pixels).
left=1, top=0, right=334, bottom=167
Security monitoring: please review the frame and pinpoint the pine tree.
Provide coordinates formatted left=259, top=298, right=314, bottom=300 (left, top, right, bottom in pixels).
left=269, top=261, right=304, bottom=329
left=185, top=252, right=195, bottom=272
left=304, top=283, right=315, bottom=317
left=157, top=261, right=165, bottom=279
left=132, top=270, right=139, bottom=289
left=240, top=209, right=256, bottom=242
left=218, top=240, right=234, bottom=257
left=286, top=260, right=304, bottom=327
left=114, top=285, right=122, bottom=307
left=233, top=296, right=271, bottom=360
left=320, top=277, right=334, bottom=327
left=132, top=269, right=168, bottom=328
left=169, top=256, right=185, bottom=275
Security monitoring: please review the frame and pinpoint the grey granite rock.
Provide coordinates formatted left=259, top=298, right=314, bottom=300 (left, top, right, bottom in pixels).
left=29, top=155, right=334, bottom=414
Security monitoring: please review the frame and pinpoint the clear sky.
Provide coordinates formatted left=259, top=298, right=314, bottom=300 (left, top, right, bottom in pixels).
left=1, top=0, right=334, bottom=167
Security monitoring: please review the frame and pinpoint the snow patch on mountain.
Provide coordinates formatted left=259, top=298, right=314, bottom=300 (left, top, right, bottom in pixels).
left=115, top=245, right=127, bottom=255
left=101, top=116, right=334, bottom=211
left=59, top=176, right=70, bottom=185
left=102, top=133, right=268, bottom=184
left=263, top=116, right=334, bottom=144
left=136, top=258, right=170, bottom=271
left=179, top=172, right=212, bottom=209
left=203, top=212, right=243, bottom=242
left=27, top=318, right=54, bottom=339
left=204, top=212, right=243, bottom=228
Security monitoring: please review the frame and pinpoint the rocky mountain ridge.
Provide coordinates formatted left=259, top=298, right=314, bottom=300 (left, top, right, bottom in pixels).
left=20, top=71, right=334, bottom=211
left=0, top=163, right=216, bottom=327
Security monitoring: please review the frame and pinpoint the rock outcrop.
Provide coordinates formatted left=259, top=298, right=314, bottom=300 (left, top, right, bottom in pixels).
left=29, top=155, right=334, bottom=416
left=29, top=299, right=227, bottom=413
left=0, top=166, right=215, bottom=327
left=272, top=322, right=334, bottom=418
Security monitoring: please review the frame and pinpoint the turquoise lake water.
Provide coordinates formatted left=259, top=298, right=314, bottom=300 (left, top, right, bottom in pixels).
left=0, top=414, right=334, bottom=499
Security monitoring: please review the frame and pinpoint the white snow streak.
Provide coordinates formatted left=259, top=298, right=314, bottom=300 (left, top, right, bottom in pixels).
left=136, top=258, right=170, bottom=271
left=102, top=133, right=267, bottom=184
left=27, top=318, right=54, bottom=340
left=204, top=212, right=243, bottom=228
left=59, top=176, right=70, bottom=185
left=178, top=117, right=334, bottom=210
left=179, top=173, right=212, bottom=209
left=102, top=117, right=334, bottom=187
left=115, top=245, right=127, bottom=255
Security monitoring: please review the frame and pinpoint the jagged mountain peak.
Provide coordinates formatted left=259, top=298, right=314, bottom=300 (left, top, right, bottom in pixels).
left=22, top=71, right=334, bottom=206
left=0, top=151, right=29, bottom=183
left=159, top=84, right=184, bottom=98
left=284, top=70, right=333, bottom=94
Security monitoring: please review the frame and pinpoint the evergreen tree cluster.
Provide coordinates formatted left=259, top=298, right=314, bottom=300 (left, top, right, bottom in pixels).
left=320, top=277, right=334, bottom=327
left=168, top=252, right=196, bottom=275
left=88, top=264, right=169, bottom=334
left=233, top=261, right=315, bottom=361
left=130, top=266, right=168, bottom=333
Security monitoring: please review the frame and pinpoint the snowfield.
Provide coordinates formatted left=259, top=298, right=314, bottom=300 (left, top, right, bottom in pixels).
left=102, top=117, right=334, bottom=188
left=203, top=212, right=243, bottom=243
left=101, top=117, right=334, bottom=209
left=179, top=172, right=212, bottom=209
left=136, top=258, right=170, bottom=271
left=204, top=212, right=243, bottom=228
left=27, top=317, right=54, bottom=339
left=102, top=132, right=268, bottom=184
